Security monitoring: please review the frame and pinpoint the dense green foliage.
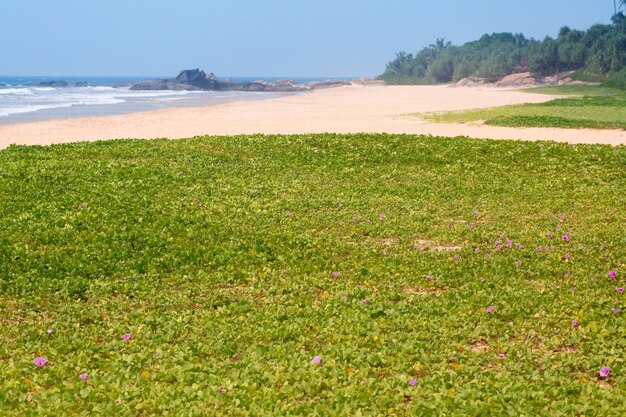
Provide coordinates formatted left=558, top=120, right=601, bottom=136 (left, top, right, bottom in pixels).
left=379, top=13, right=626, bottom=84
left=0, top=135, right=624, bottom=415
left=422, top=85, right=626, bottom=130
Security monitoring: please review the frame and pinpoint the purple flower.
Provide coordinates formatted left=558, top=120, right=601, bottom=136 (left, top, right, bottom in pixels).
left=547, top=233, right=553, bottom=238
left=599, top=366, right=611, bottom=379
left=612, top=308, right=621, bottom=314
left=33, top=357, right=48, bottom=368
left=536, top=246, right=542, bottom=253
left=285, top=211, right=292, bottom=218
left=332, top=271, right=341, bottom=278
left=499, top=233, right=506, bottom=238
left=608, top=271, right=617, bottom=279
left=562, top=233, right=570, bottom=242
left=419, top=247, right=425, bottom=252
left=80, top=373, right=88, bottom=381
left=474, top=248, right=481, bottom=254
left=555, top=226, right=561, bottom=232
left=338, top=203, right=343, bottom=209
left=486, top=305, right=495, bottom=314
left=408, top=379, right=417, bottom=386
left=379, top=214, right=385, bottom=220
left=505, top=240, right=512, bottom=248
left=545, top=247, right=551, bottom=253
left=514, top=243, right=521, bottom=249
left=469, top=223, right=475, bottom=229
left=515, top=260, right=522, bottom=265
left=496, top=244, right=503, bottom=250
left=311, top=355, right=322, bottom=366
left=427, top=275, right=434, bottom=281
left=580, top=246, right=587, bottom=251
left=341, top=296, right=348, bottom=301
left=122, top=333, right=131, bottom=341
left=572, top=319, right=579, bottom=327
left=563, top=253, right=570, bottom=260
left=473, top=210, right=479, bottom=217
left=453, top=254, right=460, bottom=260
left=559, top=215, right=565, bottom=222
left=484, top=253, right=492, bottom=259
left=498, top=353, right=505, bottom=359
left=617, top=287, right=624, bottom=294
left=219, top=386, right=225, bottom=393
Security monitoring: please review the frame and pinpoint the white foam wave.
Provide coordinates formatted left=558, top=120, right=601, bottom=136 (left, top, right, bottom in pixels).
left=0, top=88, right=34, bottom=95
left=32, top=87, right=56, bottom=92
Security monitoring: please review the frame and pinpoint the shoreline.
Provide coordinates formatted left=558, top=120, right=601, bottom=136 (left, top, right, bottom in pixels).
left=1, top=84, right=625, bottom=149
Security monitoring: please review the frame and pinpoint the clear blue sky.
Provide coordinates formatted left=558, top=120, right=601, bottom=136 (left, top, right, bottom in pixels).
left=0, top=0, right=617, bottom=77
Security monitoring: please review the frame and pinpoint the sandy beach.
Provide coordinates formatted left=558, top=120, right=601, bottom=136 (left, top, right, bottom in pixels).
left=1, top=84, right=625, bottom=149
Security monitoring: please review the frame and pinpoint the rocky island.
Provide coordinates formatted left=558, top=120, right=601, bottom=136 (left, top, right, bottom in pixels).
left=129, top=69, right=351, bottom=92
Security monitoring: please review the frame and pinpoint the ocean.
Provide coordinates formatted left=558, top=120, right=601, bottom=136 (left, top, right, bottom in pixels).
left=0, top=76, right=332, bottom=125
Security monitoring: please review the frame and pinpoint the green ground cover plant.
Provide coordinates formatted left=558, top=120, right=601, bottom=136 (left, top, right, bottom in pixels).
left=0, top=134, right=624, bottom=415
left=420, top=86, right=626, bottom=130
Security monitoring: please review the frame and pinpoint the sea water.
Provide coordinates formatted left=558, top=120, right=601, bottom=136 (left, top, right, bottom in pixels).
left=0, top=76, right=326, bottom=125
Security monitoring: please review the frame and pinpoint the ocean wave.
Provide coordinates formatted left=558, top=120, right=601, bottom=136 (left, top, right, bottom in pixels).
left=31, top=87, right=56, bottom=92
left=0, top=97, right=125, bottom=117
left=0, top=88, right=34, bottom=95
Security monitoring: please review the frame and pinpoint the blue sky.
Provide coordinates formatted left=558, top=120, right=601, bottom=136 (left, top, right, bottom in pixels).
left=0, top=0, right=617, bottom=77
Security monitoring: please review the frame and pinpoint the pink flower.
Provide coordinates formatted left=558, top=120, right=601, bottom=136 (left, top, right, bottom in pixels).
left=419, top=247, right=426, bottom=252
left=453, top=254, right=460, bottom=260
left=47, top=328, right=53, bottom=334
left=33, top=357, right=48, bottom=368
left=559, top=215, right=565, bottom=222
left=515, top=260, right=522, bottom=265
left=219, top=386, right=225, bottom=393
left=599, top=366, right=611, bottom=379
left=469, top=224, right=475, bottom=229
left=505, top=240, right=513, bottom=248
left=484, top=253, right=492, bottom=259
left=496, top=244, right=502, bottom=250
left=547, top=233, right=553, bottom=238
left=498, top=353, right=505, bottom=359
left=116, top=399, right=122, bottom=405
left=311, top=355, right=322, bottom=366
left=617, top=288, right=624, bottom=294
left=608, top=271, right=617, bottom=279
left=332, top=271, right=341, bottom=278
left=122, top=333, right=131, bottom=341
left=408, top=379, right=417, bottom=386
left=474, top=248, right=481, bottom=253
left=486, top=305, right=494, bottom=314
left=379, top=214, right=385, bottom=220
left=473, top=210, right=479, bottom=217
left=341, top=296, right=348, bottom=301
left=572, top=319, right=579, bottom=327
left=535, top=246, right=542, bottom=253
left=285, top=211, right=292, bottom=218
left=612, top=308, right=621, bottom=314
left=563, top=253, right=570, bottom=260
left=427, top=275, right=434, bottom=281
left=80, top=373, right=88, bottom=381
left=562, top=232, right=571, bottom=241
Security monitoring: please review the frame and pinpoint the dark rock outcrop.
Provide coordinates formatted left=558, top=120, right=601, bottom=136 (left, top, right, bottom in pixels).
left=130, top=69, right=351, bottom=92
left=27, top=80, right=89, bottom=87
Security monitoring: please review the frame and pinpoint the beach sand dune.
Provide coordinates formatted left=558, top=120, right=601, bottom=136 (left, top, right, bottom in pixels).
left=1, top=85, right=624, bottom=148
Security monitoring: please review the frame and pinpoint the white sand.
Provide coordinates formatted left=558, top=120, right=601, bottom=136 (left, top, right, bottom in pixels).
left=1, top=84, right=624, bottom=149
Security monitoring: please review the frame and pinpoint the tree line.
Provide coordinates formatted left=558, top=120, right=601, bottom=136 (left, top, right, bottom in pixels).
left=379, top=11, right=626, bottom=85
